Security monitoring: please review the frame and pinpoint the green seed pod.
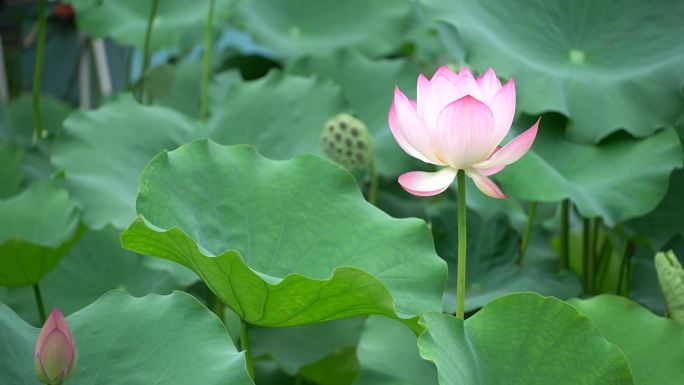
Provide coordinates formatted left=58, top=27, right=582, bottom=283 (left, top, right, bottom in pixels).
left=321, top=113, right=373, bottom=172
left=655, top=250, right=684, bottom=326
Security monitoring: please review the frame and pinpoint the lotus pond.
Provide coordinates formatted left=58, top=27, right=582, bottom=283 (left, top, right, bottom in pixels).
left=1, top=0, right=684, bottom=384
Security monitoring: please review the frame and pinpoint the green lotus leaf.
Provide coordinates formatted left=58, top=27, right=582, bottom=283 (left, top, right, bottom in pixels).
left=235, top=0, right=414, bottom=58
left=0, top=290, right=254, bottom=385
left=51, top=95, right=197, bottom=229
left=250, top=317, right=364, bottom=375
left=418, top=293, right=634, bottom=385
left=0, top=227, right=184, bottom=325
left=64, top=0, right=231, bottom=51
left=355, top=316, right=438, bottom=385
left=0, top=181, right=81, bottom=286
left=570, top=295, right=684, bottom=385
left=289, top=49, right=425, bottom=176
left=207, top=71, right=348, bottom=161
left=496, top=116, right=682, bottom=225
left=421, top=0, right=684, bottom=142
left=0, top=144, right=23, bottom=198
left=121, top=139, right=446, bottom=330
left=428, top=201, right=580, bottom=312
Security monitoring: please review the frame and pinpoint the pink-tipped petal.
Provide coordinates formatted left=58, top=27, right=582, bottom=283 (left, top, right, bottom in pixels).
left=416, top=73, right=430, bottom=119
left=398, top=168, right=458, bottom=196
left=486, top=78, right=516, bottom=149
left=476, top=68, right=502, bottom=102
left=467, top=170, right=507, bottom=199
left=435, top=95, right=495, bottom=169
left=389, top=87, right=442, bottom=165
left=476, top=165, right=505, bottom=176
left=432, top=65, right=461, bottom=83
left=475, top=118, right=540, bottom=169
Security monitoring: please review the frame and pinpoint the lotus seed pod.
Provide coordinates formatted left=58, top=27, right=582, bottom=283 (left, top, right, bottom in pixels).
left=321, top=113, right=373, bottom=171
left=655, top=250, right=684, bottom=326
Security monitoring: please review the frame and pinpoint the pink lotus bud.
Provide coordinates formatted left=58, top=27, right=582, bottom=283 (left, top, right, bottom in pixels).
left=389, top=66, right=539, bottom=199
left=34, top=308, right=77, bottom=385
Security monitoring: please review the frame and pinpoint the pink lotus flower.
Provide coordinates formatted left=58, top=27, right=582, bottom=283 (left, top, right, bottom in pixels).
left=35, top=308, right=77, bottom=385
left=389, top=66, right=539, bottom=198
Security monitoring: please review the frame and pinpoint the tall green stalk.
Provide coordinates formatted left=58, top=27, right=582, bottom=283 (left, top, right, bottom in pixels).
left=517, top=201, right=537, bottom=265
left=456, top=170, right=467, bottom=320
left=33, top=283, right=46, bottom=324
left=240, top=319, right=255, bottom=380
left=368, top=161, right=379, bottom=205
left=199, top=0, right=217, bottom=123
left=559, top=199, right=570, bottom=270
left=31, top=0, right=47, bottom=144
left=137, top=0, right=160, bottom=103
left=582, top=218, right=594, bottom=295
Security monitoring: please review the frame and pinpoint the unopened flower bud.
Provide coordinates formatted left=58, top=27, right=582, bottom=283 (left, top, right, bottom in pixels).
left=35, top=308, right=77, bottom=385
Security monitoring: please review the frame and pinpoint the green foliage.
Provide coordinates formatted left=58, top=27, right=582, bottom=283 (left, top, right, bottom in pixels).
left=121, top=140, right=446, bottom=329
left=418, top=293, right=634, bottom=385
left=0, top=290, right=254, bottom=385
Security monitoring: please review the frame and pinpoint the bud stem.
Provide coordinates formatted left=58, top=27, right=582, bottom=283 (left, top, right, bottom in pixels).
left=456, top=170, right=467, bottom=320
left=199, top=0, right=216, bottom=124
left=240, top=319, right=254, bottom=380
left=32, top=283, right=46, bottom=324
left=368, top=160, right=379, bottom=206
left=559, top=199, right=570, bottom=270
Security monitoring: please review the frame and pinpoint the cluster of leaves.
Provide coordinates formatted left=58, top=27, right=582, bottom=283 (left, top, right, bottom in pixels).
left=1, top=0, right=684, bottom=384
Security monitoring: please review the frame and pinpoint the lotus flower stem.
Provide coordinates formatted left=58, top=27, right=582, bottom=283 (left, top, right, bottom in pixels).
left=137, top=0, right=160, bottom=103
left=32, top=283, right=46, bottom=324
left=240, top=319, right=255, bottom=380
left=456, top=170, right=467, bottom=320
left=368, top=161, right=379, bottom=205
left=199, top=0, right=216, bottom=123
left=559, top=199, right=570, bottom=270
left=31, top=0, right=46, bottom=145
left=517, top=201, right=537, bottom=266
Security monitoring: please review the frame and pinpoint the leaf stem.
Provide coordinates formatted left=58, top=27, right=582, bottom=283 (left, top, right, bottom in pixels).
left=368, top=160, right=379, bottom=206
left=31, top=0, right=47, bottom=144
left=199, top=0, right=216, bottom=123
left=559, top=199, right=570, bottom=270
left=456, top=170, right=467, bottom=320
left=517, top=201, right=537, bottom=266
left=137, top=0, right=160, bottom=103
left=207, top=290, right=225, bottom=323
left=240, top=319, right=255, bottom=380
left=32, top=283, right=46, bottom=324
left=616, top=240, right=633, bottom=295
left=582, top=217, right=594, bottom=295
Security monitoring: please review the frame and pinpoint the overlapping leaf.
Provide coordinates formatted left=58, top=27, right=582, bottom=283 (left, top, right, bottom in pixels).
left=570, top=295, right=684, bottom=385
left=236, top=0, right=414, bottom=58
left=121, top=140, right=446, bottom=329
left=418, top=293, right=634, bottom=385
left=421, top=0, right=684, bottom=142
left=0, top=290, right=254, bottom=385
left=0, top=181, right=80, bottom=286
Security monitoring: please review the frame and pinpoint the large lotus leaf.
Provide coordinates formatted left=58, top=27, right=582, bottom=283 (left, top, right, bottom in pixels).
left=51, top=94, right=197, bottom=229
left=428, top=201, right=579, bottom=312
left=0, top=290, right=254, bottom=385
left=207, top=71, right=347, bottom=160
left=289, top=50, right=425, bottom=176
left=355, top=316, right=438, bottom=385
left=421, top=0, right=684, bottom=143
left=235, top=0, right=414, bottom=59
left=298, top=347, right=360, bottom=385
left=496, top=116, right=682, bottom=226
left=570, top=295, right=684, bottom=385
left=64, top=0, right=231, bottom=51
left=0, top=144, right=23, bottom=198
left=0, top=181, right=80, bottom=286
left=0, top=227, right=184, bottom=325
left=629, top=170, right=684, bottom=249
left=418, top=293, right=634, bottom=385
left=250, top=317, right=364, bottom=375
left=121, top=140, right=446, bottom=329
